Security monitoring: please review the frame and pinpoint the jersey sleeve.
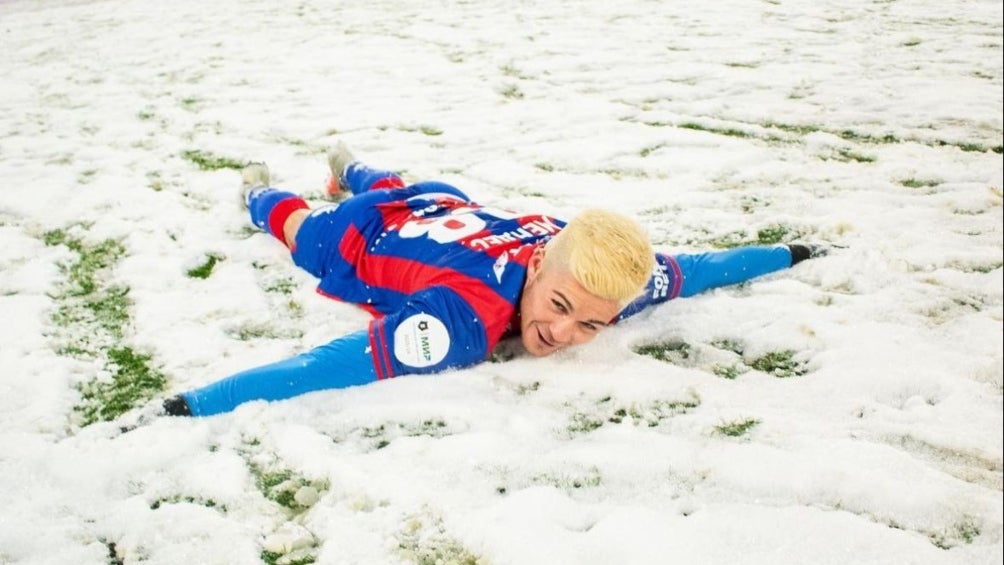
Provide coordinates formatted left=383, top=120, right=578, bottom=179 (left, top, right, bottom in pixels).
left=367, top=286, right=490, bottom=379
left=616, top=245, right=794, bottom=321
left=181, top=329, right=377, bottom=417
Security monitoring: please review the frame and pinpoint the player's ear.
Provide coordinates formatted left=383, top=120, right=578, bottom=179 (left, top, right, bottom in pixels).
left=527, top=245, right=546, bottom=279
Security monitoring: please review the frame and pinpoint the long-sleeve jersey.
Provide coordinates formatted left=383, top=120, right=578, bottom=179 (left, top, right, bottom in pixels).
left=181, top=163, right=794, bottom=416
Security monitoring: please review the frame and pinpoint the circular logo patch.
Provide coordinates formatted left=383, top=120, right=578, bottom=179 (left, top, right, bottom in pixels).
left=393, top=314, right=450, bottom=368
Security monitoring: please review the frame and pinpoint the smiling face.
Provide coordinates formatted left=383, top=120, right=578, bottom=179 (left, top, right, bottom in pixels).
left=518, top=246, right=623, bottom=357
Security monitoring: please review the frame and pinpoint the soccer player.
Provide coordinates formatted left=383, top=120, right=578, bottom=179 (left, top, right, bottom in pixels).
left=162, top=144, right=825, bottom=417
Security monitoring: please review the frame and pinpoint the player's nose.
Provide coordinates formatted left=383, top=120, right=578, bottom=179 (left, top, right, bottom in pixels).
left=550, top=318, right=576, bottom=344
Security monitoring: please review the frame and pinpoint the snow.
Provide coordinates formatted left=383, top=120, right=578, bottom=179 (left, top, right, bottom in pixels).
left=1, top=0, right=1001, bottom=563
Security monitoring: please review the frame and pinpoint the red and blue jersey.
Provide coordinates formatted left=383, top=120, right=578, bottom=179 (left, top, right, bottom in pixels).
left=291, top=173, right=569, bottom=379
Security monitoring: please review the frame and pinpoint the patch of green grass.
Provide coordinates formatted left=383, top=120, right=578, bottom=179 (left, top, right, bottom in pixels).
left=499, top=63, right=521, bottom=77
left=102, top=538, right=124, bottom=565
left=352, top=419, right=454, bottom=450
left=419, top=125, right=443, bottom=136
left=500, top=84, right=524, bottom=99
left=43, top=227, right=169, bottom=425
left=706, top=229, right=749, bottom=249
left=397, top=514, right=484, bottom=565
left=678, top=122, right=753, bottom=139
left=262, top=550, right=316, bottom=565
left=245, top=454, right=328, bottom=513
left=77, top=347, right=167, bottom=426
left=762, top=121, right=821, bottom=136
left=837, top=130, right=900, bottom=144
left=186, top=252, right=224, bottom=279
left=182, top=149, right=246, bottom=171
left=756, top=224, right=791, bottom=245
left=600, top=167, right=649, bottom=179
left=150, top=495, right=225, bottom=512
left=703, top=224, right=805, bottom=249
left=943, top=141, right=1002, bottom=154
left=534, top=467, right=602, bottom=490
left=710, top=339, right=745, bottom=355
left=639, top=143, right=667, bottom=157
left=711, top=364, right=742, bottom=379
left=634, top=340, right=691, bottom=363
left=515, top=381, right=540, bottom=395
left=568, top=412, right=605, bottom=434
left=824, top=147, right=876, bottom=163
left=51, top=283, right=130, bottom=350
left=898, top=178, right=940, bottom=189
left=607, top=395, right=701, bottom=426
left=146, top=171, right=165, bottom=191
left=44, top=228, right=124, bottom=294
left=761, top=120, right=999, bottom=154
left=569, top=392, right=701, bottom=434
left=264, top=276, right=297, bottom=295
left=229, top=322, right=303, bottom=341
left=256, top=469, right=306, bottom=509
left=747, top=350, right=807, bottom=378
left=956, top=261, right=1002, bottom=274
left=739, top=195, right=766, bottom=214
left=714, top=417, right=760, bottom=437
left=929, top=516, right=981, bottom=549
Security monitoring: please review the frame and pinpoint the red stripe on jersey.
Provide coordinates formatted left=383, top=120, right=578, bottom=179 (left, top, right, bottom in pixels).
left=267, top=197, right=310, bottom=249
left=667, top=255, right=683, bottom=299
left=369, top=319, right=395, bottom=379
left=375, top=319, right=394, bottom=377
left=338, top=220, right=368, bottom=264
left=371, top=177, right=406, bottom=190
left=367, top=321, right=387, bottom=380
left=340, top=223, right=515, bottom=347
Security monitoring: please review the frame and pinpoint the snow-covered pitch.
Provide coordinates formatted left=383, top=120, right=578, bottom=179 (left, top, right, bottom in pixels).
left=1, top=0, right=1001, bottom=564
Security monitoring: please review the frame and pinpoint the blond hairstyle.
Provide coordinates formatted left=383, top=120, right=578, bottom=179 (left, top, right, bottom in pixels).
left=543, top=209, right=655, bottom=305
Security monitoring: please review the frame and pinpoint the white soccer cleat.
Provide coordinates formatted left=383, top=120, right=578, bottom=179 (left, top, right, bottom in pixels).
left=325, top=141, right=356, bottom=200
left=240, top=162, right=271, bottom=206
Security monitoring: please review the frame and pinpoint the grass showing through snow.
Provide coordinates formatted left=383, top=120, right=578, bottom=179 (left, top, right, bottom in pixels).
left=42, top=225, right=167, bottom=426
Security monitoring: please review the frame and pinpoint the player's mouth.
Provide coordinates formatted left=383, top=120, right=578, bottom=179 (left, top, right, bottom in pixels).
left=537, top=328, right=556, bottom=349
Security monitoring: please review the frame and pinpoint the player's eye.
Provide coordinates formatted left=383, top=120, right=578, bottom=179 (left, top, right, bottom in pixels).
left=551, top=300, right=568, bottom=314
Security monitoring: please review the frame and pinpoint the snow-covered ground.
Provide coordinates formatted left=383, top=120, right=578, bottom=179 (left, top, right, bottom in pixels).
left=1, top=0, right=1001, bottom=563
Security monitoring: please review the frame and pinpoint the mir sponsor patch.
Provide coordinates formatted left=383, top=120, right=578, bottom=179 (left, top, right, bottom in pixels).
left=393, top=313, right=450, bottom=368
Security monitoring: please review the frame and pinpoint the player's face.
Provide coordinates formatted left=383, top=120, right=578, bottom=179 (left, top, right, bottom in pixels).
left=518, top=247, right=621, bottom=357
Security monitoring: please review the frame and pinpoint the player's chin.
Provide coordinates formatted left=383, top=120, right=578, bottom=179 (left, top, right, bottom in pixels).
left=522, top=332, right=556, bottom=357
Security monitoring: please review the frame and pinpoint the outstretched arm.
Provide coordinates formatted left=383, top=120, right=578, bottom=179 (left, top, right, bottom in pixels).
left=165, top=287, right=491, bottom=417
left=170, top=330, right=377, bottom=417
left=616, top=244, right=821, bottom=321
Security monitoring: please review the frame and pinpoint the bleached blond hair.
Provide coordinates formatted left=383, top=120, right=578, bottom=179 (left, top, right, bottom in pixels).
left=543, top=209, right=655, bottom=305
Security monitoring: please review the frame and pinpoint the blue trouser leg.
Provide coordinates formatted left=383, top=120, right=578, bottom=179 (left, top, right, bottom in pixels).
left=676, top=246, right=792, bottom=297
left=342, top=162, right=405, bottom=195
left=181, top=330, right=377, bottom=416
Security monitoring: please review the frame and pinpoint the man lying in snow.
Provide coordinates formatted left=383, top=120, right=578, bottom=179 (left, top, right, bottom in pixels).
left=162, top=143, right=827, bottom=417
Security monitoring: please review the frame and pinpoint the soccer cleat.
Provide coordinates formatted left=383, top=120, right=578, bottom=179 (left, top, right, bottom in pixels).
left=325, top=141, right=356, bottom=200
left=787, top=243, right=830, bottom=266
left=162, top=394, right=192, bottom=417
left=241, top=162, right=271, bottom=207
